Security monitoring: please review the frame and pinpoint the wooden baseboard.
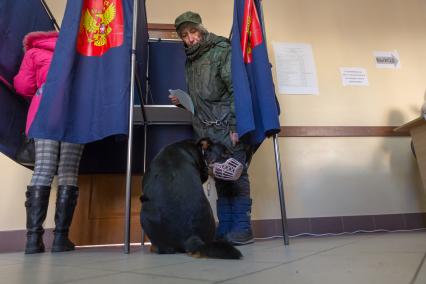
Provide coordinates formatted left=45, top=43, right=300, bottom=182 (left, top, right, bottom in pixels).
left=278, top=126, right=409, bottom=137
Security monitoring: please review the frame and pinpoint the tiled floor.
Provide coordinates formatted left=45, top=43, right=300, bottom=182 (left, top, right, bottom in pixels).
left=1, top=231, right=426, bottom=284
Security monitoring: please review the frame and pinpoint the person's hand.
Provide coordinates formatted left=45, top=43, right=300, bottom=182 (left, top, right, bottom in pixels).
left=169, top=95, right=180, bottom=105
left=230, top=131, right=239, bottom=146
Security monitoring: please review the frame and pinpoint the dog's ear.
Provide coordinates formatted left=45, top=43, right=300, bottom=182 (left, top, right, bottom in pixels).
left=197, top=137, right=212, bottom=151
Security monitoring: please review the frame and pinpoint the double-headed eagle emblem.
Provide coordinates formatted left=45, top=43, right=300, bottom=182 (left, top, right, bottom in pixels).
left=82, top=2, right=116, bottom=47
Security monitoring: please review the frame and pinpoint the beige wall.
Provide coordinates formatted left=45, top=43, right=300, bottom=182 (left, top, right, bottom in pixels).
left=0, top=155, right=57, bottom=230
left=1, top=0, right=425, bottom=231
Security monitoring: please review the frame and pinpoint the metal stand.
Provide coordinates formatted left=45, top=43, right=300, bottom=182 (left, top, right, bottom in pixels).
left=40, top=0, right=60, bottom=31
left=124, top=0, right=139, bottom=254
left=272, top=134, right=289, bottom=245
left=259, top=0, right=289, bottom=245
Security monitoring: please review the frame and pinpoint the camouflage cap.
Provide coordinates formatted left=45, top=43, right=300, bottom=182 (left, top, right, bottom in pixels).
left=174, top=11, right=202, bottom=31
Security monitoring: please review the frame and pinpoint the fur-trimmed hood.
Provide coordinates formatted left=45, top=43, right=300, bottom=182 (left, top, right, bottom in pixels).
left=23, top=31, right=58, bottom=52
left=13, top=31, right=58, bottom=98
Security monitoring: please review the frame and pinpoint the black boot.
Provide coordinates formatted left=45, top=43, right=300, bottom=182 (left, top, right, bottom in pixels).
left=51, top=185, right=79, bottom=253
left=25, top=185, right=51, bottom=254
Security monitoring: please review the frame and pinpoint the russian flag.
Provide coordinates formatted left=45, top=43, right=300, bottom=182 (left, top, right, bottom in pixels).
left=231, top=0, right=280, bottom=145
left=28, top=0, right=148, bottom=144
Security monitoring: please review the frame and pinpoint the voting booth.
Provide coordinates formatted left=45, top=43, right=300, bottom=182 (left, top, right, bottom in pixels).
left=0, top=0, right=289, bottom=250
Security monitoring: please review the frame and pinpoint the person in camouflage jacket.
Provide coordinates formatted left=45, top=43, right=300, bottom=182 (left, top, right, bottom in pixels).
left=170, top=11, right=254, bottom=245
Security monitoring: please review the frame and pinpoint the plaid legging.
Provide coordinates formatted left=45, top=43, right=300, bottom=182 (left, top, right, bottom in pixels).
left=30, top=139, right=84, bottom=187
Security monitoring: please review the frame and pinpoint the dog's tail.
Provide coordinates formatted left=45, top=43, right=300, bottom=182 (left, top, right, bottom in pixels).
left=184, top=236, right=242, bottom=259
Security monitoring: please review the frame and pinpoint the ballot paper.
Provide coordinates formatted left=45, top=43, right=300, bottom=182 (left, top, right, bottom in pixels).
left=169, top=89, right=194, bottom=114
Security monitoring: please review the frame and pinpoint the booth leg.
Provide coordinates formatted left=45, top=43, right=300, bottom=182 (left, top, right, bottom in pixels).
left=273, top=134, right=289, bottom=245
left=124, top=0, right=140, bottom=254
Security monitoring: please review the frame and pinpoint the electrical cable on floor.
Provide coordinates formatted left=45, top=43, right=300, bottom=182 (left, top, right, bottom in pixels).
left=254, top=227, right=426, bottom=240
left=75, top=228, right=426, bottom=248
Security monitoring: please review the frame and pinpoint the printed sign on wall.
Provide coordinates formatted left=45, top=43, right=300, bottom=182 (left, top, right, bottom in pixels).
left=340, top=67, right=369, bottom=86
left=273, top=42, right=319, bottom=95
left=374, top=51, right=400, bottom=69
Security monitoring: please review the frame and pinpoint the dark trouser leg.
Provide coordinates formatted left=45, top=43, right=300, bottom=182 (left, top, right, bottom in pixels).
left=216, top=149, right=254, bottom=245
left=52, top=142, right=84, bottom=252
left=225, top=173, right=254, bottom=245
left=25, top=186, right=51, bottom=254
left=215, top=195, right=233, bottom=240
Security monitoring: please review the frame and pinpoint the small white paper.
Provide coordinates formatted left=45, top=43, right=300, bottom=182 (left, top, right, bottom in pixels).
left=340, top=67, right=369, bottom=86
left=374, top=50, right=400, bottom=69
left=273, top=42, right=319, bottom=95
left=168, top=89, right=194, bottom=114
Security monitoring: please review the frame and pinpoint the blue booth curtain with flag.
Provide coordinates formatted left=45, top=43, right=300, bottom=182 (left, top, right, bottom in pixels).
left=231, top=0, right=280, bottom=145
left=29, top=0, right=146, bottom=144
left=0, top=0, right=54, bottom=158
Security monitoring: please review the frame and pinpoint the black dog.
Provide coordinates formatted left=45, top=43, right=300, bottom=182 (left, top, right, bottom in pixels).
left=140, top=139, right=242, bottom=259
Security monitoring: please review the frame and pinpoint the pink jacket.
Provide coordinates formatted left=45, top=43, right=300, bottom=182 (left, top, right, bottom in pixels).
left=13, top=31, right=58, bottom=134
left=13, top=31, right=58, bottom=98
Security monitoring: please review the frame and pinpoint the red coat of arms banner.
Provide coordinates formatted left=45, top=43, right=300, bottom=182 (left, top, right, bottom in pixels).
left=76, top=0, right=124, bottom=57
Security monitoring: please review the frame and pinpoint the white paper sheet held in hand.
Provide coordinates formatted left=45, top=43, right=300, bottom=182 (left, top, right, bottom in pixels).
left=169, top=89, right=194, bottom=114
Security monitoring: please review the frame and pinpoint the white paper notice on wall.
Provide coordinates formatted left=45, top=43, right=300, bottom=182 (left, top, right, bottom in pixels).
left=374, top=50, right=400, bottom=69
left=340, top=67, right=369, bottom=86
left=272, top=42, right=319, bottom=95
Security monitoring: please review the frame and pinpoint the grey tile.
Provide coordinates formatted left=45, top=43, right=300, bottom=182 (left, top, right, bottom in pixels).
left=65, top=272, right=210, bottom=284
left=0, top=252, right=27, bottom=261
left=221, top=252, right=424, bottom=284
left=237, top=245, right=313, bottom=264
left=0, top=256, right=23, bottom=267
left=239, top=239, right=284, bottom=250
left=0, top=262, right=116, bottom=284
left=133, top=259, right=280, bottom=282
left=1, top=232, right=426, bottom=284
left=320, top=232, right=426, bottom=254
left=263, top=235, right=361, bottom=253
left=413, top=254, right=426, bottom=284
left=17, top=247, right=135, bottom=267
left=66, top=247, right=195, bottom=272
left=239, top=235, right=369, bottom=263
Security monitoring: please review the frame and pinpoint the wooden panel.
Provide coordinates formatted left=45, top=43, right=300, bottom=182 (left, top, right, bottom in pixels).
left=279, top=126, right=409, bottom=137
left=70, top=175, right=144, bottom=245
left=148, top=23, right=180, bottom=40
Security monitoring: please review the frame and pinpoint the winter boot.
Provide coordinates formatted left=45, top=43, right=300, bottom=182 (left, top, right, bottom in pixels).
left=24, top=185, right=51, bottom=254
left=215, top=197, right=233, bottom=240
left=51, top=185, right=79, bottom=252
left=226, top=197, right=254, bottom=245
